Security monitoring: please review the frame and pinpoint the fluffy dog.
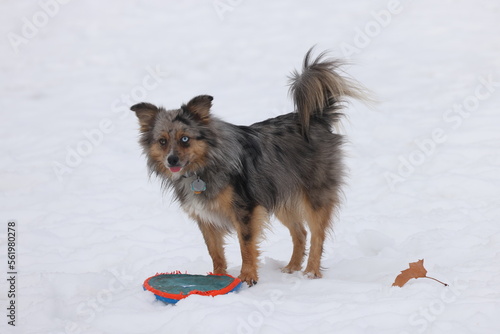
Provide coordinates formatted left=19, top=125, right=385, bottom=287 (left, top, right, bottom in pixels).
left=131, top=49, right=368, bottom=286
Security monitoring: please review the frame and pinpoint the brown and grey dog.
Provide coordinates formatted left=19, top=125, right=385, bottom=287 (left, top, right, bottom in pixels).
left=131, top=49, right=368, bottom=286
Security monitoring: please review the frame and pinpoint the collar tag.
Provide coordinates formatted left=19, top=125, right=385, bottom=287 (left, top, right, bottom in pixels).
left=191, top=177, right=206, bottom=194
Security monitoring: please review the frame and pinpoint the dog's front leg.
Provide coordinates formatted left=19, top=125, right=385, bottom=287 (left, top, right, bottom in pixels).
left=196, top=221, right=228, bottom=275
left=237, top=229, right=259, bottom=286
left=235, top=206, right=267, bottom=286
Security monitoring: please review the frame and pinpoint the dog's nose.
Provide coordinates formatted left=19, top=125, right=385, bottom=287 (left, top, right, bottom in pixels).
left=167, top=155, right=179, bottom=166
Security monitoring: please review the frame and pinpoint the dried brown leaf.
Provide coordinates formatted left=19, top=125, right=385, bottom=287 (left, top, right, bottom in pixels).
left=392, top=259, right=428, bottom=287
left=392, top=259, right=448, bottom=287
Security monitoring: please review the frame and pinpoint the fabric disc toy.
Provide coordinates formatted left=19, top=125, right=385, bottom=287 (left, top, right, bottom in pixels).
left=143, top=271, right=242, bottom=304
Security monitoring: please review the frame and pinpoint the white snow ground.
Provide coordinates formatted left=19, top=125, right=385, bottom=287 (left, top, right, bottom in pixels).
left=1, top=0, right=500, bottom=333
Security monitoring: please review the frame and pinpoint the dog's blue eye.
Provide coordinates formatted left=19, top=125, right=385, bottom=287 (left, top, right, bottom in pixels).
left=159, top=138, right=167, bottom=146
left=181, top=136, right=189, bottom=143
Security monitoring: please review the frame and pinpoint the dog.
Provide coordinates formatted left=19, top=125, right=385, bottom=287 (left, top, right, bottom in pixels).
left=131, top=48, right=368, bottom=286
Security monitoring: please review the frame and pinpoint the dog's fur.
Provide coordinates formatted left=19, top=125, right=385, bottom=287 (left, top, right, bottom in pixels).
left=131, top=49, right=368, bottom=286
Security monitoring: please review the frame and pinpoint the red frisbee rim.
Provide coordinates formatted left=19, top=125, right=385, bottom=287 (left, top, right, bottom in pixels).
left=143, top=271, right=242, bottom=302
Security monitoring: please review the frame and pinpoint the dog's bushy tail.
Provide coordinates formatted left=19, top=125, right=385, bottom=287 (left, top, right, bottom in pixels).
left=288, top=48, right=371, bottom=137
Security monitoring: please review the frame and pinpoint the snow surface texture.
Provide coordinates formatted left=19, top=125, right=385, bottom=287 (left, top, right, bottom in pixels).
left=1, top=0, right=499, bottom=333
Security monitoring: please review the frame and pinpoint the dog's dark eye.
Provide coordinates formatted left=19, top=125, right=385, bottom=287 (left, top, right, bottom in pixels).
left=159, top=138, right=167, bottom=146
left=181, top=136, right=189, bottom=143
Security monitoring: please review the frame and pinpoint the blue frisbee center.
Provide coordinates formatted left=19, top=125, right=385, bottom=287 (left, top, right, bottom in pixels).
left=148, top=274, right=236, bottom=295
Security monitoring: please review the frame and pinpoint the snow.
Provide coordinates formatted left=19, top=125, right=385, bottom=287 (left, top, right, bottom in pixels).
left=1, top=0, right=500, bottom=333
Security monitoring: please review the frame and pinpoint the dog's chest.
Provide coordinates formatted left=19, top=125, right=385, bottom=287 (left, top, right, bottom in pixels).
left=181, top=193, right=234, bottom=231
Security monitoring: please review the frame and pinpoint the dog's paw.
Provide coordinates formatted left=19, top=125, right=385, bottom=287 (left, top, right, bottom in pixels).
left=281, top=264, right=301, bottom=274
left=212, top=268, right=228, bottom=275
left=239, top=272, right=258, bottom=287
left=303, top=270, right=323, bottom=279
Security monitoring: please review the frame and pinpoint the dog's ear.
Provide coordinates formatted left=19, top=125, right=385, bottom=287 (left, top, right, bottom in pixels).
left=131, top=102, right=159, bottom=132
left=182, top=95, right=213, bottom=124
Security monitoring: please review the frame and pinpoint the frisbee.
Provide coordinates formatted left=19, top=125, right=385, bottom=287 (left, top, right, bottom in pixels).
left=143, top=271, right=242, bottom=304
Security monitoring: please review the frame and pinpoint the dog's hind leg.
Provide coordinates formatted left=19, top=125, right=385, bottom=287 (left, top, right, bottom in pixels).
left=197, top=221, right=228, bottom=275
left=303, top=198, right=335, bottom=279
left=276, top=207, right=307, bottom=273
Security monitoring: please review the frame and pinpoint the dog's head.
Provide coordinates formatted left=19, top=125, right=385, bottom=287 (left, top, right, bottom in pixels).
left=131, top=95, right=214, bottom=179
